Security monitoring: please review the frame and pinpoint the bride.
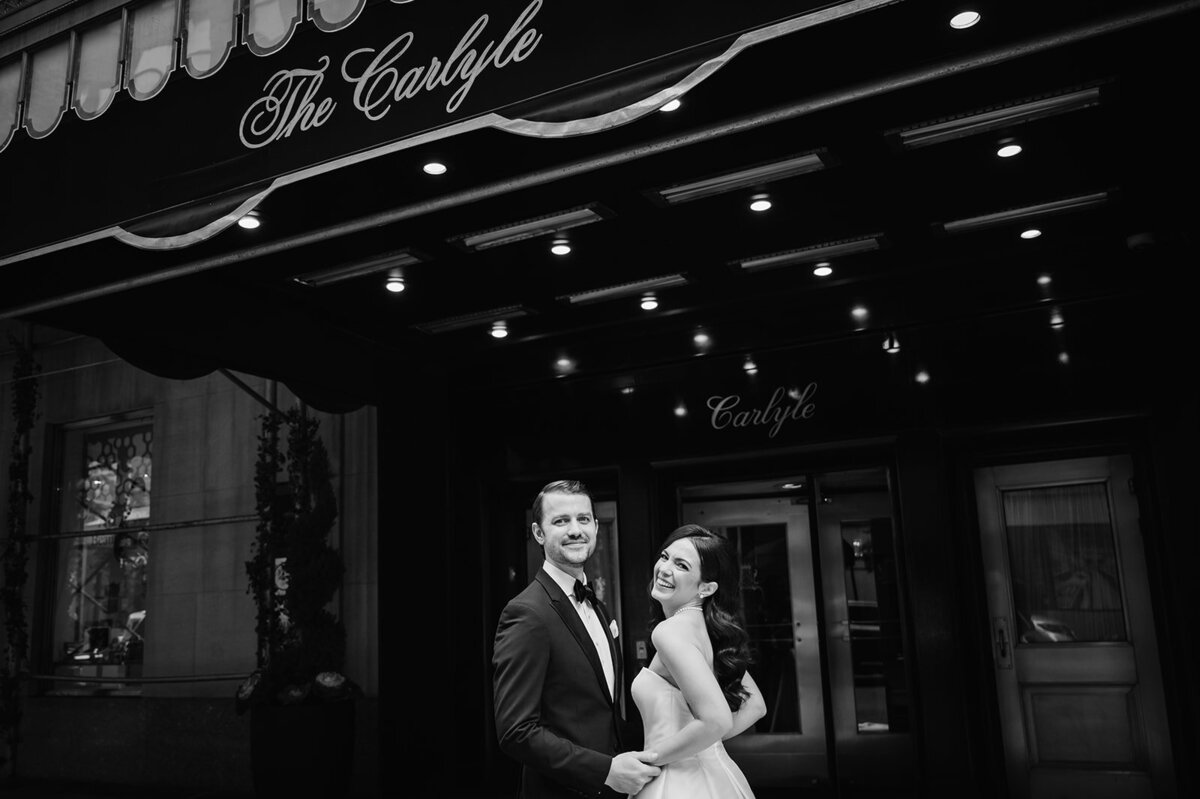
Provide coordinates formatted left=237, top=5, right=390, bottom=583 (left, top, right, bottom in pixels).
left=631, top=524, right=767, bottom=798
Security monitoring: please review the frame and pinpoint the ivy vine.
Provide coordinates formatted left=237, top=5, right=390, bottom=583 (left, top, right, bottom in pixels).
left=1, top=336, right=40, bottom=772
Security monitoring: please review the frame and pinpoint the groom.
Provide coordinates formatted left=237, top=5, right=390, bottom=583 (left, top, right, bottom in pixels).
left=493, top=480, right=660, bottom=797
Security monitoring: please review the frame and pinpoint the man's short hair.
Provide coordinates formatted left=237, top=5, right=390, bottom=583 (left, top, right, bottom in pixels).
left=531, top=480, right=592, bottom=527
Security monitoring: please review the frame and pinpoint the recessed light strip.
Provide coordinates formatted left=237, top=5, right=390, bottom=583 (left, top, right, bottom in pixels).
left=895, top=86, right=1102, bottom=149
left=413, top=305, right=528, bottom=335
left=738, top=235, right=882, bottom=272
left=561, top=274, right=689, bottom=305
left=293, top=250, right=423, bottom=287
left=655, top=151, right=828, bottom=205
left=941, top=192, right=1109, bottom=234
left=453, top=205, right=607, bottom=251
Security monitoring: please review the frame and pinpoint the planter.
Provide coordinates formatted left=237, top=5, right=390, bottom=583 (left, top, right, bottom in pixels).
left=250, top=700, right=355, bottom=798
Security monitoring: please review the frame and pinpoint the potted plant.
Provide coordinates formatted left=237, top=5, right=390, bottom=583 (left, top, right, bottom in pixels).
left=237, top=407, right=359, bottom=797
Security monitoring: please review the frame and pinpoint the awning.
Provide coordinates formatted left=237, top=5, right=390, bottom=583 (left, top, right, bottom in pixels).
left=0, top=0, right=894, bottom=263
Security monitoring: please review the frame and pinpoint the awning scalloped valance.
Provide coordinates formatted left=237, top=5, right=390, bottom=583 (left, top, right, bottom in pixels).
left=0, top=0, right=372, bottom=151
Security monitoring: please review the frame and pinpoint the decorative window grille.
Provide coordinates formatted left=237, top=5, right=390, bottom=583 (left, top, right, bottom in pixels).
left=49, top=416, right=153, bottom=694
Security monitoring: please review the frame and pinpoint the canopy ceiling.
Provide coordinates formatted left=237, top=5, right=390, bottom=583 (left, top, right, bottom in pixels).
left=2, top=0, right=1197, bottom=413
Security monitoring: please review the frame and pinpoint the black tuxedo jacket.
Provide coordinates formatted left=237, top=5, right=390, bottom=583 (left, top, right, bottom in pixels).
left=493, top=568, right=626, bottom=798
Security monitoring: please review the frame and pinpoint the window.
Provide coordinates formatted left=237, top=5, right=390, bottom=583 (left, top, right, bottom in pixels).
left=47, top=416, right=152, bottom=694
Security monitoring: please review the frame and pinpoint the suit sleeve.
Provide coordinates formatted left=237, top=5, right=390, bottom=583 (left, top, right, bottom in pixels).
left=493, top=598, right=612, bottom=794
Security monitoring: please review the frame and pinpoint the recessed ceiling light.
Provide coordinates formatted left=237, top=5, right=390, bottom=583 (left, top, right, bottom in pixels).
left=813, top=262, right=833, bottom=277
left=385, top=274, right=406, bottom=293
left=851, top=306, right=869, bottom=320
left=674, top=402, right=688, bottom=418
left=949, top=11, right=981, bottom=29
left=996, top=141, right=1023, bottom=158
left=780, top=482, right=804, bottom=490
left=1021, top=228, right=1042, bottom=239
left=640, top=293, right=658, bottom=311
left=237, top=211, right=260, bottom=230
left=1058, top=352, right=1070, bottom=364
left=882, top=332, right=900, bottom=354
left=693, top=331, right=711, bottom=348
left=550, top=238, right=571, bottom=256
left=620, top=385, right=636, bottom=395
left=490, top=320, right=508, bottom=339
left=749, top=193, right=772, bottom=212
left=1037, top=274, right=1053, bottom=286
left=1049, top=308, right=1064, bottom=328
left=915, top=370, right=931, bottom=384
left=423, top=161, right=447, bottom=175
left=660, top=98, right=682, bottom=112
left=743, top=356, right=758, bottom=374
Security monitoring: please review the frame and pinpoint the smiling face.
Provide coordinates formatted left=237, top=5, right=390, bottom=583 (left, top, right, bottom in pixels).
left=532, top=491, right=597, bottom=578
left=651, top=537, right=717, bottom=613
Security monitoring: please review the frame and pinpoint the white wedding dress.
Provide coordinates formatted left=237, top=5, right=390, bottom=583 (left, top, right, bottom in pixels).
left=630, top=667, right=755, bottom=798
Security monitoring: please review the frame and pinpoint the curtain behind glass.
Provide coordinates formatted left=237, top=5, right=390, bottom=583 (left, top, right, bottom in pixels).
left=1002, top=483, right=1126, bottom=643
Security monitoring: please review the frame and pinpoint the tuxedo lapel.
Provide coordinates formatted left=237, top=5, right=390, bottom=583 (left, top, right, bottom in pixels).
left=591, top=596, right=622, bottom=706
left=535, top=570, right=613, bottom=705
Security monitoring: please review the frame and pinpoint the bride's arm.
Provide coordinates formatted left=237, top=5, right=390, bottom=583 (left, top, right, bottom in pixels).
left=648, top=622, right=733, bottom=766
left=723, top=670, right=767, bottom=740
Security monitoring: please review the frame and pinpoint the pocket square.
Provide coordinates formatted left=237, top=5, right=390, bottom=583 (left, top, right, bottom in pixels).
left=609, top=619, right=619, bottom=639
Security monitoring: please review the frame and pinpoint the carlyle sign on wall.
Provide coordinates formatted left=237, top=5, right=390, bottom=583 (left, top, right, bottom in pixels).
left=707, top=383, right=817, bottom=438
left=240, top=0, right=544, bottom=148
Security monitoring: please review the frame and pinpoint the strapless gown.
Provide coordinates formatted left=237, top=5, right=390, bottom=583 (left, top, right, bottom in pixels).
left=629, top=667, right=755, bottom=799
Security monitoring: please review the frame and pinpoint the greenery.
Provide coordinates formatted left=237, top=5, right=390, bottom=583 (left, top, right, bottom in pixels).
left=1, top=336, right=39, bottom=773
left=238, top=408, right=358, bottom=713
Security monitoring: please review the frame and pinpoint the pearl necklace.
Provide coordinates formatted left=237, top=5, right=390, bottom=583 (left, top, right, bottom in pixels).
left=672, top=605, right=703, bottom=618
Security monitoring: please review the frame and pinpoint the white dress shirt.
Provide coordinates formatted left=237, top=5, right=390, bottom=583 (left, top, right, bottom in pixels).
left=542, top=560, right=615, bottom=700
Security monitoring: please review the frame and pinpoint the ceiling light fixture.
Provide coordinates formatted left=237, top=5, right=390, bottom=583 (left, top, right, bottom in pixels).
left=293, top=250, right=424, bottom=287
left=562, top=274, right=688, bottom=305
left=780, top=482, right=804, bottom=490
left=674, top=402, right=688, bottom=418
left=640, top=293, right=658, bottom=310
left=892, top=86, right=1101, bottom=150
left=237, top=211, right=260, bottom=230
left=1049, top=308, right=1065, bottom=328
left=812, top=262, right=834, bottom=277
left=422, top=161, right=448, bottom=175
left=940, top=192, right=1108, bottom=235
left=451, top=204, right=609, bottom=251
left=659, top=98, right=682, bottom=112
left=1021, top=228, right=1043, bottom=239
left=996, top=138, right=1023, bottom=158
left=490, top=320, right=508, bottom=339
left=620, top=385, right=636, bottom=395
left=743, top=356, right=758, bottom=375
left=1058, top=352, right=1070, bottom=365
left=882, top=332, right=901, bottom=353
left=654, top=151, right=828, bottom=205
left=1037, top=274, right=1053, bottom=286
left=749, top=193, right=772, bottom=212
left=851, top=305, right=869, bottom=321
left=385, top=272, right=406, bottom=293
left=949, top=11, right=981, bottom=30
left=915, top=370, right=931, bottom=384
left=738, top=235, right=882, bottom=272
left=693, top=331, right=712, bottom=349
left=550, top=238, right=572, bottom=256
left=412, top=305, right=528, bottom=335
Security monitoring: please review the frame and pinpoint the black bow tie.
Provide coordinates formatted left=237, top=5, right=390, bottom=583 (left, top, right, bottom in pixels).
left=572, top=579, right=597, bottom=605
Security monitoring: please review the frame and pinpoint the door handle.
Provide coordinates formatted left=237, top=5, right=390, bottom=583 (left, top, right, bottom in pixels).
left=838, top=618, right=850, bottom=642
left=992, top=616, right=1013, bottom=669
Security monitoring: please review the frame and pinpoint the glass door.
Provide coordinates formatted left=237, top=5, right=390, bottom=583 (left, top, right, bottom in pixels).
left=680, top=466, right=915, bottom=792
left=974, top=455, right=1175, bottom=798
left=811, top=468, right=915, bottom=792
left=681, top=494, right=825, bottom=787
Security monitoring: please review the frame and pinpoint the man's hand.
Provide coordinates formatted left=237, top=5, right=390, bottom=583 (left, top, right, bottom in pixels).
left=604, top=750, right=661, bottom=795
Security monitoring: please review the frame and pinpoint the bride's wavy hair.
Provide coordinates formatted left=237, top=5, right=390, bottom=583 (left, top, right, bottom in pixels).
left=648, top=524, right=752, bottom=711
